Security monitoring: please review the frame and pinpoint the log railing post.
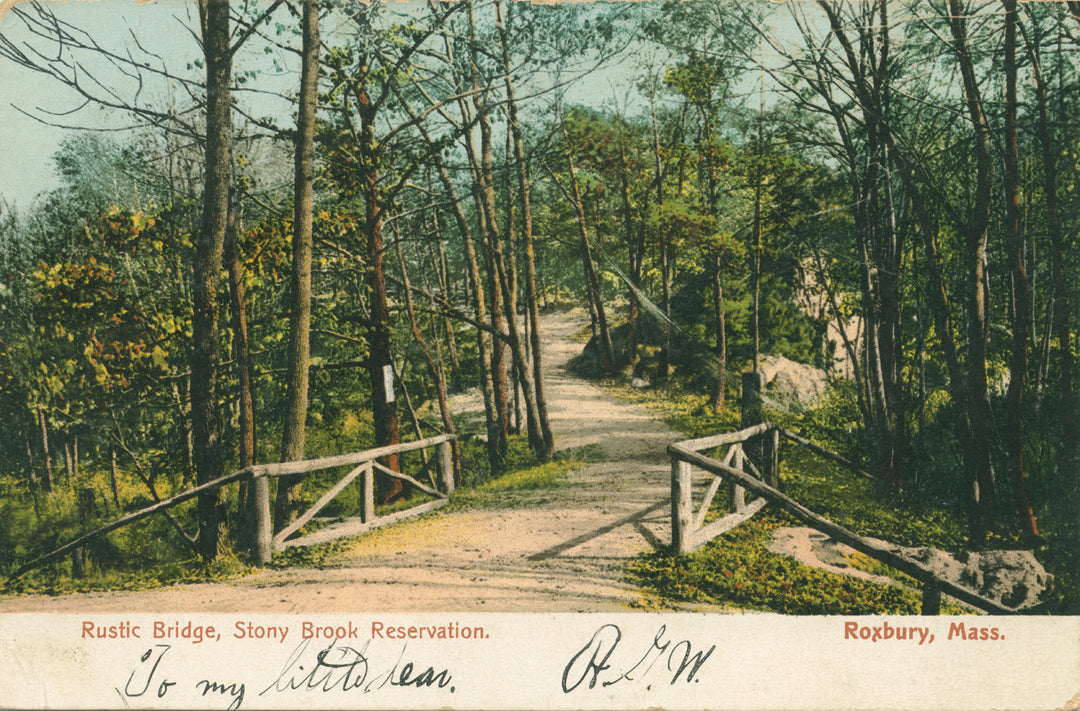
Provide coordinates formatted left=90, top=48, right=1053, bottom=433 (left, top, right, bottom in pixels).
left=730, top=446, right=746, bottom=513
left=671, top=456, right=693, bottom=554
left=921, top=583, right=942, bottom=615
left=436, top=440, right=454, bottom=496
left=764, top=427, right=780, bottom=489
left=249, top=472, right=272, bottom=565
left=361, top=462, right=375, bottom=523
left=72, top=487, right=96, bottom=577
left=741, top=370, right=766, bottom=484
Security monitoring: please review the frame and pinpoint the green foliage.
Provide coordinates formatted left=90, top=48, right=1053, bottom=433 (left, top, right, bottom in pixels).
left=612, top=378, right=742, bottom=438
left=788, top=378, right=864, bottom=460
left=0, top=460, right=258, bottom=595
left=627, top=513, right=970, bottom=615
left=456, top=435, right=539, bottom=490
left=269, top=535, right=359, bottom=570
left=6, top=552, right=254, bottom=596
left=780, top=448, right=967, bottom=550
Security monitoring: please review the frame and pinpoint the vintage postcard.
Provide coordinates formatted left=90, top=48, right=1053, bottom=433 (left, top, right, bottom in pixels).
left=0, top=0, right=1077, bottom=708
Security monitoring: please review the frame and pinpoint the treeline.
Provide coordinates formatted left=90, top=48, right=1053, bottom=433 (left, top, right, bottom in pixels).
left=0, top=0, right=1076, bottom=574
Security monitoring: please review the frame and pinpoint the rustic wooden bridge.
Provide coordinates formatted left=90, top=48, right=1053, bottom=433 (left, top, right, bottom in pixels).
left=12, top=419, right=1029, bottom=616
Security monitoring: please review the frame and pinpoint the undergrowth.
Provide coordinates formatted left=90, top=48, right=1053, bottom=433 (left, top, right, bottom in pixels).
left=626, top=513, right=972, bottom=615
left=4, top=553, right=256, bottom=596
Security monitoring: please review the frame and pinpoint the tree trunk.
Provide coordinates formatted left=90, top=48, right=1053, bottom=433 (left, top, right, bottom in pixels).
left=427, top=140, right=500, bottom=475
left=358, top=91, right=402, bottom=494
left=275, top=0, right=319, bottom=530
left=433, top=228, right=462, bottom=388
left=172, top=380, right=194, bottom=486
left=711, top=253, right=727, bottom=411
left=36, top=403, right=52, bottom=493
left=649, top=89, right=671, bottom=382
left=109, top=446, right=121, bottom=510
left=1002, top=0, right=1039, bottom=540
left=1027, top=13, right=1077, bottom=499
left=658, top=236, right=672, bottom=382
left=949, top=0, right=1003, bottom=540
left=192, top=0, right=232, bottom=562
left=817, top=0, right=907, bottom=491
left=226, top=193, right=254, bottom=473
left=495, top=0, right=553, bottom=459
left=226, top=189, right=266, bottom=561
left=396, top=227, right=462, bottom=482
left=463, top=2, right=509, bottom=467
left=21, top=416, right=37, bottom=488
left=478, top=133, right=511, bottom=462
left=559, top=118, right=614, bottom=375
left=64, top=434, right=74, bottom=484
left=752, top=162, right=763, bottom=373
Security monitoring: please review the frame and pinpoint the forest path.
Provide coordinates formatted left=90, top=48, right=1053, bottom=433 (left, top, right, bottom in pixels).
left=1, top=311, right=734, bottom=613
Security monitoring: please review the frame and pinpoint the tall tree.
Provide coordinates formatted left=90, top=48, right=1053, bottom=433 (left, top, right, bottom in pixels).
left=495, top=0, right=554, bottom=461
left=1025, top=5, right=1077, bottom=498
left=467, top=0, right=511, bottom=464
left=1002, top=0, right=1039, bottom=541
left=191, top=0, right=233, bottom=561
left=275, top=0, right=320, bottom=531
left=817, top=0, right=907, bottom=492
left=948, top=0, right=1003, bottom=538
left=553, top=108, right=615, bottom=375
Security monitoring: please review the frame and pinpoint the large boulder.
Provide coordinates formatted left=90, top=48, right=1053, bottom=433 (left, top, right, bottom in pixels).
left=758, top=354, right=828, bottom=410
left=893, top=545, right=1051, bottom=610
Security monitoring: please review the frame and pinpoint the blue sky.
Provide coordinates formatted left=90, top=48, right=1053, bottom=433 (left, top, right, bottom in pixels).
left=0, top=0, right=284, bottom=210
left=0, top=0, right=777, bottom=212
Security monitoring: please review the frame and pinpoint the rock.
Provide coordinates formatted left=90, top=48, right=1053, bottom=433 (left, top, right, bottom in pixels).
left=757, top=354, right=828, bottom=410
left=894, top=546, right=1051, bottom=610
left=630, top=377, right=650, bottom=389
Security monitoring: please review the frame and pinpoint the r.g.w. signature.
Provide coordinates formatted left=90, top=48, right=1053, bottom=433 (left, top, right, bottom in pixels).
left=562, top=623, right=715, bottom=693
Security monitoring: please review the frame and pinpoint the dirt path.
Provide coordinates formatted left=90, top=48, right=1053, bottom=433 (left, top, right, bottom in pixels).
left=1, top=311, right=727, bottom=613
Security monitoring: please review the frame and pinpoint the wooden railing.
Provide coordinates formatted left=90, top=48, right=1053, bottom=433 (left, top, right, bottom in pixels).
left=255, top=434, right=456, bottom=556
left=669, top=423, right=1018, bottom=615
left=8, top=434, right=456, bottom=579
left=669, top=422, right=778, bottom=554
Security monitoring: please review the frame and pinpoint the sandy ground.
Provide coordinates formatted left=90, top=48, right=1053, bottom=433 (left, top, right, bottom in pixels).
left=765, top=527, right=896, bottom=586
left=0, top=312, right=739, bottom=613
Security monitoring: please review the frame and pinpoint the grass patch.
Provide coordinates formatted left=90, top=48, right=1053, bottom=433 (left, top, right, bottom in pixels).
left=555, top=443, right=608, bottom=463
left=3, top=553, right=256, bottom=597
left=626, top=512, right=972, bottom=615
left=778, top=447, right=967, bottom=550
left=447, top=460, right=577, bottom=511
left=270, top=537, right=359, bottom=569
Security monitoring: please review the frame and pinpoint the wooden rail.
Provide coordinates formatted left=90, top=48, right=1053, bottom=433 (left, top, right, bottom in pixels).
left=8, top=467, right=253, bottom=580
left=670, top=423, right=778, bottom=553
left=669, top=424, right=1018, bottom=615
left=8, top=434, right=456, bottom=578
left=258, top=434, right=455, bottom=557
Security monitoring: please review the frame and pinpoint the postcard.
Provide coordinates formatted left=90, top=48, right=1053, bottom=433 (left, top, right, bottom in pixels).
left=0, top=0, right=1077, bottom=708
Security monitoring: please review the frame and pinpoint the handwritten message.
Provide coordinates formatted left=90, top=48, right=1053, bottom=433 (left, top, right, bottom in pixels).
left=0, top=614, right=1071, bottom=710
